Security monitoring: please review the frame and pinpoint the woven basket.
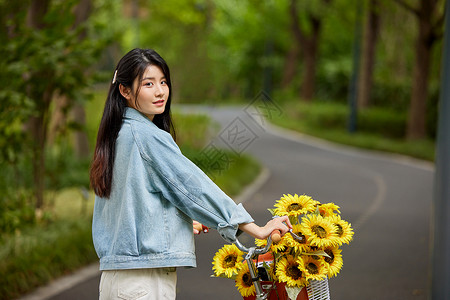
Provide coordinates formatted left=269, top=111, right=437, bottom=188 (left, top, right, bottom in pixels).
left=306, top=277, right=331, bottom=300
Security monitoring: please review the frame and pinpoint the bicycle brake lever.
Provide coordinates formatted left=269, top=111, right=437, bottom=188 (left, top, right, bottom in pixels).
left=289, top=229, right=303, bottom=242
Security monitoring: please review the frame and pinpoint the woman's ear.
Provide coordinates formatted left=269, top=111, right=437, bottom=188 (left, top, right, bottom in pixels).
left=119, top=84, right=131, bottom=101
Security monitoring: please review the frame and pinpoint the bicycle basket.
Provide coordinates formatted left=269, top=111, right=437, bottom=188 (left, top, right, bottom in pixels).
left=242, top=251, right=330, bottom=300
left=306, top=277, right=331, bottom=300
left=243, top=282, right=308, bottom=300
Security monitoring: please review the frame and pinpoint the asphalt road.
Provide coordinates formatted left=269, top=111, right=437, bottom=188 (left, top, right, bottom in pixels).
left=29, top=105, right=434, bottom=300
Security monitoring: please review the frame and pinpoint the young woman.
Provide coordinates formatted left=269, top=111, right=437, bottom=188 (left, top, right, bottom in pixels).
left=90, top=48, right=291, bottom=300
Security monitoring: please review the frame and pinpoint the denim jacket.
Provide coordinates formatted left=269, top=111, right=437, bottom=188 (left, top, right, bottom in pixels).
left=92, top=107, right=254, bottom=270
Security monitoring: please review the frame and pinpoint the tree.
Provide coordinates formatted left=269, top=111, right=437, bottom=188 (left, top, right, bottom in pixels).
left=0, top=0, right=113, bottom=212
left=394, top=0, right=445, bottom=139
left=285, top=0, right=333, bottom=101
left=358, top=0, right=381, bottom=109
left=24, top=0, right=52, bottom=212
left=131, top=0, right=214, bottom=100
left=72, top=0, right=93, bottom=158
left=51, top=0, right=94, bottom=159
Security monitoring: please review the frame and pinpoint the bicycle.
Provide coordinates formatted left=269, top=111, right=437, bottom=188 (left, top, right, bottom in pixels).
left=234, top=230, right=331, bottom=300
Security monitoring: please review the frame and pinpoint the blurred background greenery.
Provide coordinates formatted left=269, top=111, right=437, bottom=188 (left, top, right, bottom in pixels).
left=0, top=0, right=445, bottom=298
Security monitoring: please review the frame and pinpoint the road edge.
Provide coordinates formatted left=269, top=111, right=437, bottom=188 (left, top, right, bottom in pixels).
left=267, top=123, right=434, bottom=172
left=18, top=262, right=100, bottom=300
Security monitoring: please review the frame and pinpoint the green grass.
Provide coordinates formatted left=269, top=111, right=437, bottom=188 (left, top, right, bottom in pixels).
left=213, top=155, right=260, bottom=197
left=181, top=145, right=261, bottom=197
left=0, top=189, right=96, bottom=299
left=173, top=111, right=219, bottom=149
left=270, top=100, right=435, bottom=161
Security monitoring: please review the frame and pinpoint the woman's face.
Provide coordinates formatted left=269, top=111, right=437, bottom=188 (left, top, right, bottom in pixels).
left=121, top=65, right=169, bottom=121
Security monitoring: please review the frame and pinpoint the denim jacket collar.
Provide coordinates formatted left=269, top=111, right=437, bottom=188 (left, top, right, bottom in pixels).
left=124, top=107, right=154, bottom=126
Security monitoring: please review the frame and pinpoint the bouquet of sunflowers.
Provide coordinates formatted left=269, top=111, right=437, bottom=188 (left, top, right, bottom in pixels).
left=212, top=194, right=354, bottom=300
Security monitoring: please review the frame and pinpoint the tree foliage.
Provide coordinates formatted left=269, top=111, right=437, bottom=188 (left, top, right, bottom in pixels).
left=0, top=0, right=118, bottom=230
left=0, top=0, right=445, bottom=231
left=125, top=0, right=443, bottom=117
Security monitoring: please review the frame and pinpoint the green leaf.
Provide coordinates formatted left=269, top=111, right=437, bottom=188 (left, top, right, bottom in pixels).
left=302, top=250, right=331, bottom=259
left=289, top=215, right=299, bottom=225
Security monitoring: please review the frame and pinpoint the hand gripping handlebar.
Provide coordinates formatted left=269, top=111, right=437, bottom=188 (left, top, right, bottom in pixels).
left=234, top=229, right=303, bottom=300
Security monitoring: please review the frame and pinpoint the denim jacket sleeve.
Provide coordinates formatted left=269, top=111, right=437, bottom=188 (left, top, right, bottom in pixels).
left=130, top=114, right=254, bottom=243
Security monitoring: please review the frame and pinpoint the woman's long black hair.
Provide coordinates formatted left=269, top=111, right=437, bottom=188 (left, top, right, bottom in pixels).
left=90, top=48, right=175, bottom=198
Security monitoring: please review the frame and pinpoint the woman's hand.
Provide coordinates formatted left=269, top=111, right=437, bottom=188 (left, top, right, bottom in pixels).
left=238, top=216, right=292, bottom=240
left=193, top=220, right=209, bottom=235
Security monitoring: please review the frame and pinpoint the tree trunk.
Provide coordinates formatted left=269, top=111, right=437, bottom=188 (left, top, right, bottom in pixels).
left=281, top=44, right=300, bottom=88
left=288, top=0, right=328, bottom=102
left=358, top=0, right=380, bottom=109
left=406, top=0, right=437, bottom=139
left=300, top=15, right=321, bottom=101
left=73, top=0, right=92, bottom=33
left=407, top=14, right=432, bottom=139
left=71, top=0, right=92, bottom=158
left=29, top=117, right=46, bottom=211
left=26, top=0, right=50, bottom=29
left=72, top=103, right=90, bottom=158
left=48, top=95, right=69, bottom=145
left=26, top=0, right=51, bottom=211
left=30, top=88, right=52, bottom=211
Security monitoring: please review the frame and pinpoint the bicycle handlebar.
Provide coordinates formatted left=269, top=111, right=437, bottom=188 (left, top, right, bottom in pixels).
left=235, top=230, right=281, bottom=255
left=271, top=230, right=281, bottom=243
left=235, top=229, right=302, bottom=255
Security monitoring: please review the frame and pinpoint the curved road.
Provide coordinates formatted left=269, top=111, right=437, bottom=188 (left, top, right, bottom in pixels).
left=34, top=105, right=434, bottom=300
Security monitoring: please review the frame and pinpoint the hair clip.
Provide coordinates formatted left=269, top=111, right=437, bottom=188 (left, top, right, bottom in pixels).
left=112, top=70, right=118, bottom=84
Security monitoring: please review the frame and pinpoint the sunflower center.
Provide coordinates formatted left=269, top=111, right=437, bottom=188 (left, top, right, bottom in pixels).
left=287, top=203, right=302, bottom=212
left=242, top=272, right=253, bottom=287
left=286, top=265, right=302, bottom=280
left=223, top=254, right=237, bottom=268
left=312, top=225, right=327, bottom=238
left=324, top=249, right=335, bottom=264
left=335, top=224, right=343, bottom=237
left=306, top=262, right=319, bottom=274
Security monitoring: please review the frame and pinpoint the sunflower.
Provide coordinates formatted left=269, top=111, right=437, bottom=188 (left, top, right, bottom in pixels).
left=212, top=244, right=244, bottom=278
left=276, top=255, right=307, bottom=287
left=328, top=214, right=354, bottom=244
left=274, top=194, right=317, bottom=217
left=322, top=246, right=343, bottom=278
left=300, top=255, right=328, bottom=281
left=284, top=224, right=310, bottom=254
left=300, top=214, right=339, bottom=248
left=318, top=203, right=341, bottom=217
left=255, top=236, right=289, bottom=253
left=235, top=263, right=256, bottom=297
